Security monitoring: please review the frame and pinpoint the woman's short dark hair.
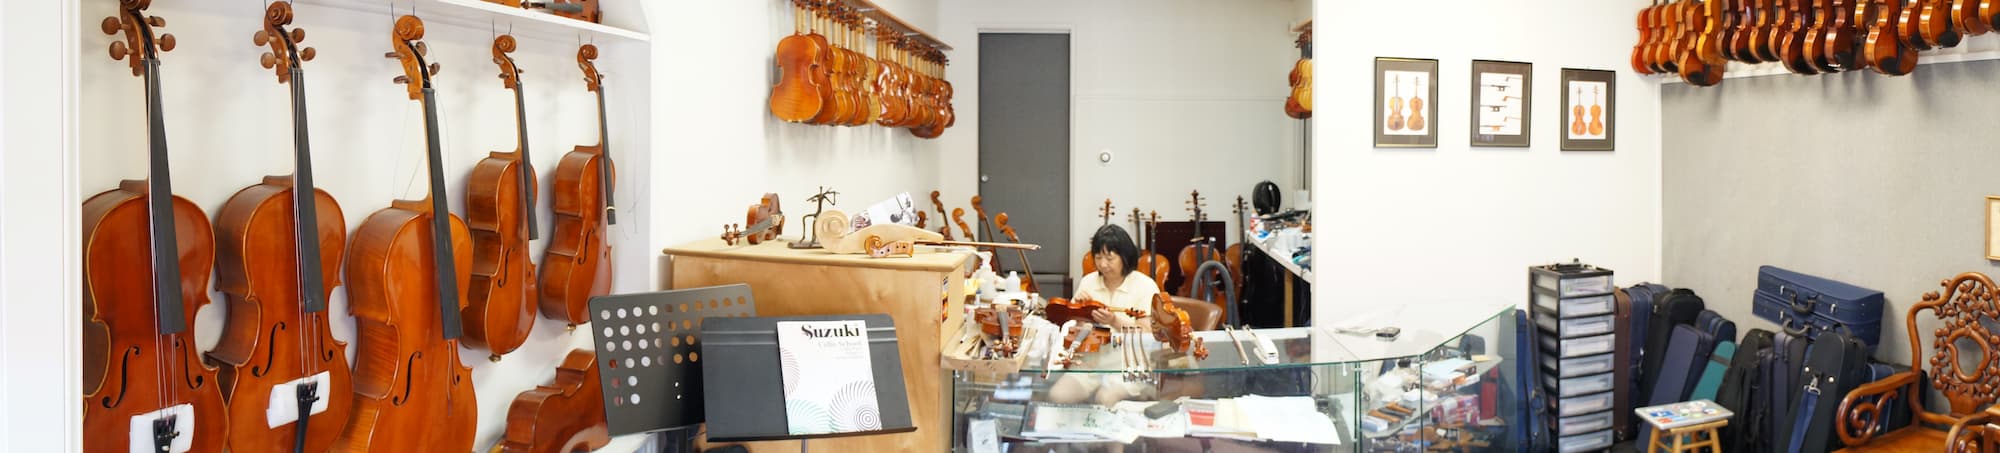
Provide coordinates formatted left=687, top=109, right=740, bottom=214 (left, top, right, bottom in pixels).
left=1090, top=225, right=1140, bottom=276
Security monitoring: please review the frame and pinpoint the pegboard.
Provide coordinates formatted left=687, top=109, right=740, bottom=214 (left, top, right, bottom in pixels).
left=587, top=284, right=757, bottom=435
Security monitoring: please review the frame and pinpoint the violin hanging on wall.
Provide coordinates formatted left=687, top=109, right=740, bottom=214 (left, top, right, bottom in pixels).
left=463, top=33, right=541, bottom=360
left=334, top=15, right=478, bottom=452
left=541, top=43, right=618, bottom=328
left=1283, top=28, right=1312, bottom=119
left=82, top=2, right=228, bottom=451
left=208, top=3, right=354, bottom=451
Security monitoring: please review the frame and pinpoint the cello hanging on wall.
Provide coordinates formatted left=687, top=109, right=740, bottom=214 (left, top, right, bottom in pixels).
left=541, top=43, right=618, bottom=328
left=207, top=3, right=354, bottom=451
left=82, top=1, right=228, bottom=451
left=463, top=33, right=540, bottom=360
left=334, top=15, right=478, bottom=452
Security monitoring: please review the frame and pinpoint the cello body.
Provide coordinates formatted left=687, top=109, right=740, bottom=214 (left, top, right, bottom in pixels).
left=498, top=350, right=611, bottom=453
left=84, top=3, right=227, bottom=451
left=540, top=44, right=618, bottom=326
left=539, top=150, right=614, bottom=325
left=82, top=184, right=227, bottom=453
left=209, top=179, right=353, bottom=453
left=209, top=4, right=356, bottom=450
left=336, top=15, right=478, bottom=452
left=464, top=149, right=539, bottom=357
left=463, top=34, right=540, bottom=358
left=336, top=199, right=477, bottom=452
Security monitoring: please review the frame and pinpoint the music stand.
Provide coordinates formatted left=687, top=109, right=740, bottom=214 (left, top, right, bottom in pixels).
left=701, top=314, right=915, bottom=448
left=586, top=284, right=759, bottom=443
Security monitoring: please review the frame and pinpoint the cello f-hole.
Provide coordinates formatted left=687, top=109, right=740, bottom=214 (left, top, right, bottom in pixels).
left=390, top=351, right=422, bottom=406
left=250, top=321, right=287, bottom=378
left=101, top=346, right=140, bottom=409
left=175, top=336, right=205, bottom=390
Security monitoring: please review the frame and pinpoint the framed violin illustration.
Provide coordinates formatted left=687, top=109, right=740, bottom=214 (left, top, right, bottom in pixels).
left=1559, top=68, right=1616, bottom=151
left=1374, top=57, right=1438, bottom=148
left=1469, top=60, right=1531, bottom=148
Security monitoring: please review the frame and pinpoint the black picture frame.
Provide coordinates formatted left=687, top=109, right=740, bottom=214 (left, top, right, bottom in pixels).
left=1469, top=60, right=1531, bottom=148
left=1559, top=68, right=1616, bottom=151
left=1374, top=57, right=1438, bottom=148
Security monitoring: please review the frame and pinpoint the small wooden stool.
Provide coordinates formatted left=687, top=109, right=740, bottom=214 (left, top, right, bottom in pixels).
left=1645, top=418, right=1727, bottom=453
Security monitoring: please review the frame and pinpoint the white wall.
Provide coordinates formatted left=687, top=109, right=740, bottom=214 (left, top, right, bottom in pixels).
left=935, top=0, right=1307, bottom=280
left=648, top=0, right=941, bottom=263
left=2, top=0, right=82, bottom=451
left=1311, top=0, right=1663, bottom=318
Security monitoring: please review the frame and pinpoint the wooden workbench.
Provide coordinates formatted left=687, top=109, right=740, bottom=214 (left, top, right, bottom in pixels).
left=663, top=239, right=976, bottom=452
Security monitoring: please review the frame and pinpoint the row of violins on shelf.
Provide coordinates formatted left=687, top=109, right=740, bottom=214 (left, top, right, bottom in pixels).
left=85, top=4, right=614, bottom=453
left=1632, top=0, right=2000, bottom=85
left=1285, top=27, right=1313, bottom=119
left=769, top=0, right=955, bottom=138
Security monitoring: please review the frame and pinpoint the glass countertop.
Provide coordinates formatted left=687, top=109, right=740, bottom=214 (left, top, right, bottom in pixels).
left=1014, top=300, right=1514, bottom=374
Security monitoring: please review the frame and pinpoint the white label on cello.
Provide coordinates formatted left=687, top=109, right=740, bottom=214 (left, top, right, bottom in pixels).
left=264, top=371, right=331, bottom=427
left=127, top=403, right=194, bottom=453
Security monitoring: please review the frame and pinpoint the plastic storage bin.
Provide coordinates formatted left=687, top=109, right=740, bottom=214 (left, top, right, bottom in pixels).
left=1535, top=313, right=1616, bottom=337
left=1557, top=429, right=1613, bottom=453
left=1541, top=333, right=1614, bottom=358
left=1555, top=411, right=1613, bottom=436
left=1544, top=372, right=1615, bottom=397
left=1554, top=391, right=1614, bottom=416
left=1544, top=353, right=1615, bottom=378
left=1534, top=292, right=1615, bottom=318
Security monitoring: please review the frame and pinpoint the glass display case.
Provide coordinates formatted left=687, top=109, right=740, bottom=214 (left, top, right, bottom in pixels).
left=947, top=300, right=1521, bottom=452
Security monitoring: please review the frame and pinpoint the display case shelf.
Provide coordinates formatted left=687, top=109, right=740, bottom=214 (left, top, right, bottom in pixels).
left=948, top=301, right=1520, bottom=452
left=299, top=0, right=651, bottom=42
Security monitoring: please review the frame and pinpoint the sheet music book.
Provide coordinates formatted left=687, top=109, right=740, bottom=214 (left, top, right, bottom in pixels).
left=776, top=320, right=880, bottom=435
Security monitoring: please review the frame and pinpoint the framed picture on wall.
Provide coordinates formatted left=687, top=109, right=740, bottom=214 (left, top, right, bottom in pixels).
left=1986, top=196, right=2000, bottom=260
left=1559, top=68, right=1615, bottom=151
left=1470, top=60, right=1531, bottom=147
left=1374, top=57, right=1438, bottom=148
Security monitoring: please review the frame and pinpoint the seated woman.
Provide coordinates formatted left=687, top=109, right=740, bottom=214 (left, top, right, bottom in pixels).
left=1047, top=224, right=1161, bottom=406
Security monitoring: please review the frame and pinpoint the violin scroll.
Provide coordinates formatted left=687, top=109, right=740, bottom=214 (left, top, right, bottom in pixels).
left=578, top=44, right=602, bottom=92
left=103, top=0, right=173, bottom=76
left=494, top=34, right=522, bottom=89
left=253, top=2, right=313, bottom=82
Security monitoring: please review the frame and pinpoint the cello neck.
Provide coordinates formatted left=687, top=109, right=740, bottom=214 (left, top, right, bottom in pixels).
left=142, top=55, right=190, bottom=334
left=594, top=86, right=617, bottom=225
left=420, top=85, right=466, bottom=340
left=287, top=63, right=330, bottom=313
left=512, top=79, right=539, bottom=239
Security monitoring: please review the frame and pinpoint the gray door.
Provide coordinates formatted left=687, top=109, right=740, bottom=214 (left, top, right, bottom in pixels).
left=979, top=33, right=1070, bottom=292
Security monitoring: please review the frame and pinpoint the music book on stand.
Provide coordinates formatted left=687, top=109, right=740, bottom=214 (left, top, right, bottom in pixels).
left=701, top=313, right=915, bottom=442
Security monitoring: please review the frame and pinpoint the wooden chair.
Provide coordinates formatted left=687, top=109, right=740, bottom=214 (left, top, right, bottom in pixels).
left=1944, top=405, right=2000, bottom=452
left=1168, top=296, right=1221, bottom=331
left=1837, top=272, right=2000, bottom=452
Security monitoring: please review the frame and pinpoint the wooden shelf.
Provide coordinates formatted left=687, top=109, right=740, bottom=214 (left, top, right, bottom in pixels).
left=299, top=0, right=650, bottom=42
left=846, top=0, right=950, bottom=51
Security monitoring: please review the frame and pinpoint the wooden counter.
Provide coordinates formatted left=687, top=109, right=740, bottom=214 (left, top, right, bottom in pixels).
left=663, top=239, right=975, bottom=452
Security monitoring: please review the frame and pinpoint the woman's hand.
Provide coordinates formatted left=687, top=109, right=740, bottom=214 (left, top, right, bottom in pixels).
left=1091, top=308, right=1134, bottom=328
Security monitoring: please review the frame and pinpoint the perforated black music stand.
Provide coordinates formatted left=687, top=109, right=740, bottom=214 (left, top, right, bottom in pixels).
left=586, top=284, right=758, bottom=437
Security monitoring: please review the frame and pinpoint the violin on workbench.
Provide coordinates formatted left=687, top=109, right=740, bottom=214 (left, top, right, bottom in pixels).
left=464, top=33, right=540, bottom=360
left=334, top=16, right=478, bottom=452
left=208, top=4, right=353, bottom=451
left=82, top=2, right=227, bottom=451
left=1148, top=294, right=1209, bottom=360
left=540, top=43, right=618, bottom=328
left=721, top=193, right=785, bottom=245
left=497, top=350, right=611, bottom=453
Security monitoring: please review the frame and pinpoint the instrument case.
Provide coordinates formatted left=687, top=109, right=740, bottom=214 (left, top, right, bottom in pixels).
left=1752, top=265, right=1885, bottom=351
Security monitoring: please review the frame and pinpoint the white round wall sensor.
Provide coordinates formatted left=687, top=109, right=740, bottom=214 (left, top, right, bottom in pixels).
left=1098, top=149, right=1114, bottom=164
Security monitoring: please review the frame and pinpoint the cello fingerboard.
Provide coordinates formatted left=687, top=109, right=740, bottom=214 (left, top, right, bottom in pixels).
left=587, top=284, right=757, bottom=435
